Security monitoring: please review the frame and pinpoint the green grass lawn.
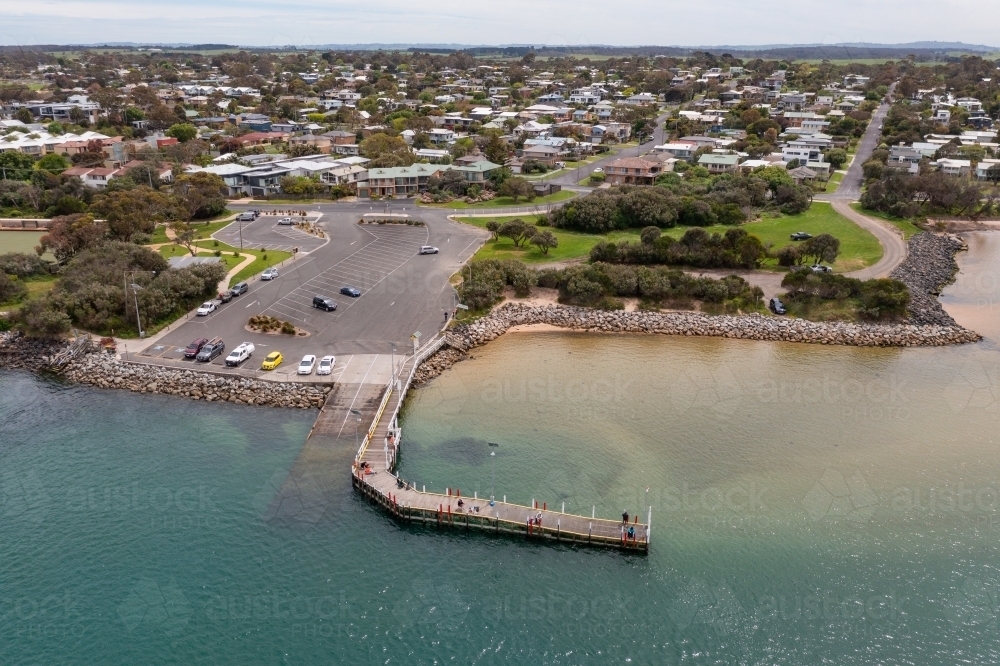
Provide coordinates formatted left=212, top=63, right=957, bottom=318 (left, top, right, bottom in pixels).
left=192, top=240, right=291, bottom=284
left=0, top=274, right=57, bottom=308
left=824, top=171, right=845, bottom=193
left=456, top=202, right=882, bottom=272
left=455, top=215, right=642, bottom=264
left=157, top=243, right=243, bottom=274
left=662, top=202, right=883, bottom=272
left=148, top=212, right=237, bottom=244
left=422, top=190, right=576, bottom=210
left=850, top=203, right=923, bottom=240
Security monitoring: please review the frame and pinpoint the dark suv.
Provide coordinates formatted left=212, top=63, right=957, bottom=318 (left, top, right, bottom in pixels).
left=769, top=298, right=787, bottom=315
left=184, top=338, right=209, bottom=358
left=313, top=295, right=338, bottom=311
left=195, top=338, right=225, bottom=362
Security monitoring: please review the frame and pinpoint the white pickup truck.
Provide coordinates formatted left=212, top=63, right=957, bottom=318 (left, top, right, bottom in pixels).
left=224, top=342, right=255, bottom=367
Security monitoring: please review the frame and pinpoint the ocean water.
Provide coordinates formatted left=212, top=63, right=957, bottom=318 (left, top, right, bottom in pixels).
left=3, top=233, right=1000, bottom=663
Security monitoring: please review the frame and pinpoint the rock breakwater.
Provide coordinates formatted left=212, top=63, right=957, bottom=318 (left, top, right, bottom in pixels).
left=891, top=232, right=965, bottom=326
left=413, top=301, right=981, bottom=384
left=0, top=332, right=330, bottom=409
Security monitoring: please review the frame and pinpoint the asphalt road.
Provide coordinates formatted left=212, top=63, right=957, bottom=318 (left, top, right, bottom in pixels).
left=141, top=201, right=486, bottom=374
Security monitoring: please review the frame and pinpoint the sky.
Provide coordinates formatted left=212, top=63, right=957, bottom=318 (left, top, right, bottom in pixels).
left=1, top=0, right=998, bottom=48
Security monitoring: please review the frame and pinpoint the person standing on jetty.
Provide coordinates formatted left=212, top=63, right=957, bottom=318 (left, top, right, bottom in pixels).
left=622, top=511, right=629, bottom=525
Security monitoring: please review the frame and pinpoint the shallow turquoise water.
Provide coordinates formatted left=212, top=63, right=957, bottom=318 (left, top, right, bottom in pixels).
left=4, top=233, right=1000, bottom=663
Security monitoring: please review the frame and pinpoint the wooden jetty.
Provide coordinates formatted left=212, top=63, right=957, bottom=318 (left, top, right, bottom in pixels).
left=344, top=335, right=651, bottom=553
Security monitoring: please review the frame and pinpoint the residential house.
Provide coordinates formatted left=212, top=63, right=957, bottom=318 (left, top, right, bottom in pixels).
left=976, top=159, right=1000, bottom=180
left=697, top=153, right=740, bottom=173
left=932, top=158, right=971, bottom=177
left=521, top=144, right=561, bottom=166
left=652, top=142, right=698, bottom=161
left=623, top=93, right=657, bottom=106
left=288, top=134, right=332, bottom=154
left=366, top=164, right=447, bottom=197
left=602, top=157, right=663, bottom=185
left=427, top=128, right=455, bottom=145
left=788, top=166, right=818, bottom=184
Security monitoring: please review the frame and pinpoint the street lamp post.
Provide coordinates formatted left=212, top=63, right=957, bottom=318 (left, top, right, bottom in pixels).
left=390, top=343, right=397, bottom=384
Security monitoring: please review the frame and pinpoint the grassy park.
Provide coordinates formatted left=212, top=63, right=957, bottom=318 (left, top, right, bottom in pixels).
left=457, top=201, right=882, bottom=272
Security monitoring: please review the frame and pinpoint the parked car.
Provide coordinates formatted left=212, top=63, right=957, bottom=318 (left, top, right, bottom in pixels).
left=196, top=337, right=225, bottom=362
left=261, top=351, right=283, bottom=370
left=236, top=212, right=255, bottom=222
left=196, top=300, right=220, bottom=316
left=419, top=246, right=439, bottom=255
left=261, top=268, right=279, bottom=281
left=230, top=282, right=249, bottom=296
left=811, top=264, right=832, bottom=273
left=184, top=337, right=209, bottom=359
left=769, top=298, right=787, bottom=315
left=312, top=295, right=337, bottom=311
left=218, top=291, right=232, bottom=303
left=298, top=355, right=316, bottom=375
left=278, top=217, right=294, bottom=226
left=554, top=161, right=566, bottom=169
left=317, top=355, right=335, bottom=375
left=790, top=232, right=812, bottom=241
left=225, top=342, right=255, bottom=367
left=340, top=286, right=361, bottom=297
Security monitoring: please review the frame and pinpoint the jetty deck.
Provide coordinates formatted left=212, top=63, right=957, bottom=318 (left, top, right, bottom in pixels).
left=337, top=336, right=650, bottom=552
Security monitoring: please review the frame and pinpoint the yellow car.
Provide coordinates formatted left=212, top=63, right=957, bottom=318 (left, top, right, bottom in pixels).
left=260, top=351, right=283, bottom=370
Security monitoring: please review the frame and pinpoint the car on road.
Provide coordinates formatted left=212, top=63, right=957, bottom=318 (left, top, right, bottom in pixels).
left=225, top=342, right=255, bottom=367
left=811, top=264, right=832, bottom=273
left=230, top=282, right=249, bottom=296
left=592, top=167, right=603, bottom=173
left=184, top=337, right=209, bottom=358
left=340, top=286, right=361, bottom=297
left=419, top=246, right=439, bottom=254
left=218, top=290, right=232, bottom=303
left=298, top=355, right=316, bottom=375
left=196, top=337, right=225, bottom=362
left=261, top=268, right=279, bottom=281
left=277, top=217, right=294, bottom=226
left=790, top=232, right=813, bottom=241
left=312, top=295, right=337, bottom=311
left=317, top=355, right=335, bottom=375
left=769, top=298, right=787, bottom=315
left=196, top=300, right=220, bottom=316
left=261, top=351, right=283, bottom=370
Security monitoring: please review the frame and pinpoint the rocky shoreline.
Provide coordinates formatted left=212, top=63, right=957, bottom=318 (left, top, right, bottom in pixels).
left=412, top=300, right=981, bottom=385
left=890, top=232, right=965, bottom=326
left=0, top=332, right=330, bottom=409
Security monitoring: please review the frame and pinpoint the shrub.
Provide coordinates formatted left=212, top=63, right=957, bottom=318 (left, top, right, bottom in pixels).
left=0, top=272, right=28, bottom=304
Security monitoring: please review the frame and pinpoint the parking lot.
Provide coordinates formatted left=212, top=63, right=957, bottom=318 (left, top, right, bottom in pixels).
left=213, top=212, right=328, bottom=253
left=136, top=202, right=487, bottom=377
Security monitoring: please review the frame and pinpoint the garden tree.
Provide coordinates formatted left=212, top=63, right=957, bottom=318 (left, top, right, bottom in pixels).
left=0, top=151, right=35, bottom=180
left=498, top=176, right=533, bottom=202
left=169, top=220, right=198, bottom=256
left=35, top=153, right=71, bottom=174
left=129, top=85, right=160, bottom=110
left=287, top=144, right=321, bottom=158
left=36, top=213, right=108, bottom=263
left=483, top=134, right=510, bottom=164
left=530, top=230, right=558, bottom=255
left=774, top=184, right=812, bottom=214
left=146, top=104, right=180, bottom=131
left=776, top=244, right=804, bottom=266
left=16, top=297, right=71, bottom=335
left=754, top=165, right=794, bottom=194
left=640, top=226, right=661, bottom=245
left=91, top=186, right=180, bottom=242
left=450, top=137, right=475, bottom=159
left=986, top=164, right=1000, bottom=185
left=47, top=122, right=65, bottom=135
left=590, top=226, right=768, bottom=270
left=485, top=220, right=501, bottom=240
left=165, top=123, right=198, bottom=142
left=497, top=218, right=534, bottom=247
left=0, top=271, right=27, bottom=305
left=862, top=159, right=884, bottom=181
left=173, top=172, right=228, bottom=219
left=825, top=148, right=848, bottom=170
left=279, top=175, right=322, bottom=196
left=801, top=234, right=840, bottom=265
left=411, top=133, right=431, bottom=149
left=14, top=108, right=33, bottom=124
left=359, top=133, right=415, bottom=167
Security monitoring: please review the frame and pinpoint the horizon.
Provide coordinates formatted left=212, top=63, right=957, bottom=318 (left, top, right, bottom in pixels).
left=2, top=0, right=1000, bottom=50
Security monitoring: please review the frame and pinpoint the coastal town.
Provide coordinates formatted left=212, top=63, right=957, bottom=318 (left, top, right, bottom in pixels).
left=4, top=37, right=1000, bottom=664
